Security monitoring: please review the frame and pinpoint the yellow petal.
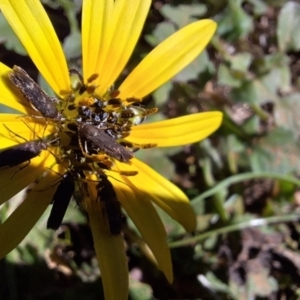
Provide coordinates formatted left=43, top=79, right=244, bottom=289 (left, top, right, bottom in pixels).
left=0, top=164, right=60, bottom=259
left=85, top=181, right=128, bottom=300
left=119, top=20, right=217, bottom=99
left=0, top=63, right=35, bottom=114
left=83, top=0, right=151, bottom=96
left=113, top=158, right=196, bottom=233
left=0, top=114, right=56, bottom=149
left=0, top=152, right=56, bottom=205
left=0, top=0, right=70, bottom=96
left=82, top=0, right=113, bottom=83
left=128, top=111, right=222, bottom=147
left=109, top=172, right=173, bottom=282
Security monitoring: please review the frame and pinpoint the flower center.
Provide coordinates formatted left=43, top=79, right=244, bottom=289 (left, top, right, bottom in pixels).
left=55, top=69, right=157, bottom=173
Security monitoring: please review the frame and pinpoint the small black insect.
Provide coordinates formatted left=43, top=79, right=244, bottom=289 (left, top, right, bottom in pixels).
left=9, top=65, right=62, bottom=120
left=0, top=140, right=48, bottom=169
left=78, top=124, right=133, bottom=163
left=97, top=175, right=123, bottom=235
left=47, top=172, right=75, bottom=230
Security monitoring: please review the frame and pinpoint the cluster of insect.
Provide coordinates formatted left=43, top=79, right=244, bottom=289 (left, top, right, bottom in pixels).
left=1, top=65, right=157, bottom=235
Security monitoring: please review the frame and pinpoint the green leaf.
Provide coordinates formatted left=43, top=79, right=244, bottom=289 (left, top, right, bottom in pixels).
left=153, top=205, right=186, bottom=237
left=230, top=53, right=291, bottom=105
left=0, top=104, right=22, bottom=114
left=175, top=50, right=213, bottom=82
left=63, top=30, right=82, bottom=60
left=160, top=4, right=207, bottom=28
left=246, top=0, right=268, bottom=15
left=218, top=64, right=243, bottom=88
left=0, top=14, right=26, bottom=55
left=145, top=22, right=175, bottom=46
left=277, top=1, right=300, bottom=52
left=273, top=92, right=300, bottom=137
left=230, top=52, right=253, bottom=72
left=217, top=0, right=253, bottom=41
left=242, top=115, right=260, bottom=135
left=230, top=80, right=259, bottom=103
left=135, top=146, right=179, bottom=180
left=250, top=127, right=300, bottom=173
left=129, top=278, right=153, bottom=300
left=152, top=81, right=172, bottom=106
left=227, top=134, right=246, bottom=153
left=258, top=57, right=291, bottom=94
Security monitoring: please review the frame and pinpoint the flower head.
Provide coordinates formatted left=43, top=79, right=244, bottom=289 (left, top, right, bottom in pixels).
left=0, top=0, right=222, bottom=299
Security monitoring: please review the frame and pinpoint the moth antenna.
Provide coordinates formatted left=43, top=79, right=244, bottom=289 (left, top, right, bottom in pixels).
left=3, top=124, right=28, bottom=142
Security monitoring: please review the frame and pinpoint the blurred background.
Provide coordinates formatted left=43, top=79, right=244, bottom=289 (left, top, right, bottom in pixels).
left=1, top=0, right=300, bottom=299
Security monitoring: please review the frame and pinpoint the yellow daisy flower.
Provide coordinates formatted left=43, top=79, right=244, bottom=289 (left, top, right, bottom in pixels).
left=0, top=0, right=222, bottom=299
